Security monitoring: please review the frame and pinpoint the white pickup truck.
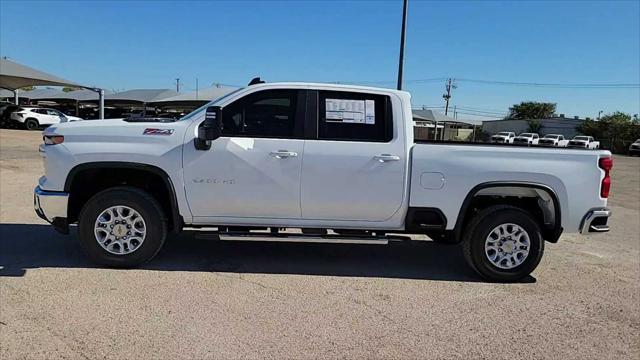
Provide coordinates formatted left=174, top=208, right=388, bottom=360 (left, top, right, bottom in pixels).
left=568, top=135, right=600, bottom=149
left=513, top=133, right=540, bottom=145
left=539, top=134, right=570, bottom=147
left=34, top=81, right=613, bottom=282
left=491, top=131, right=516, bottom=144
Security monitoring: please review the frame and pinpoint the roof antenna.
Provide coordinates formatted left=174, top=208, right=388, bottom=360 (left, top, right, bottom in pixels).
left=248, top=77, right=265, bottom=86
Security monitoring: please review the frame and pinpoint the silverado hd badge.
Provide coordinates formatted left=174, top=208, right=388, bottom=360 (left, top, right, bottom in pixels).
left=143, top=128, right=174, bottom=136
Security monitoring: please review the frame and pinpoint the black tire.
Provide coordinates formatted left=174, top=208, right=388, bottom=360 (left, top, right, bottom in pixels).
left=77, top=186, right=167, bottom=268
left=24, top=118, right=39, bottom=130
left=462, top=205, right=544, bottom=282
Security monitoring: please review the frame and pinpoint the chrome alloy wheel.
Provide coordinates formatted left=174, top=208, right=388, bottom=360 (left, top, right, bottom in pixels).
left=484, top=223, right=530, bottom=269
left=94, top=206, right=146, bottom=255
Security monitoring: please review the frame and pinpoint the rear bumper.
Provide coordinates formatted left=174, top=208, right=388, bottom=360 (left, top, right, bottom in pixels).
left=34, top=186, right=69, bottom=234
left=580, top=208, right=611, bottom=234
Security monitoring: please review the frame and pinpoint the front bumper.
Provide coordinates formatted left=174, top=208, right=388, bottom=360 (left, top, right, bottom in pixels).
left=580, top=208, right=611, bottom=234
left=567, top=142, right=587, bottom=148
left=34, top=186, right=69, bottom=234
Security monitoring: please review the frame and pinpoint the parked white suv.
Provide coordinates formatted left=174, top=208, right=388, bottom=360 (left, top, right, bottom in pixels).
left=11, top=107, right=82, bottom=130
left=33, top=81, right=613, bottom=282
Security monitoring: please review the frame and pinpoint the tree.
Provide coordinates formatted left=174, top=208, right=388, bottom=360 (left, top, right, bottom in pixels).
left=62, top=86, right=80, bottom=92
left=576, top=112, right=640, bottom=153
left=19, top=86, right=35, bottom=91
left=507, top=101, right=556, bottom=119
left=527, top=120, right=543, bottom=133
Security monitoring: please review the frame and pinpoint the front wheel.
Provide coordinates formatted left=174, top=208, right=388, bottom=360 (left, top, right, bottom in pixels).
left=77, top=186, right=167, bottom=267
left=462, top=205, right=544, bottom=282
left=24, top=118, right=39, bottom=130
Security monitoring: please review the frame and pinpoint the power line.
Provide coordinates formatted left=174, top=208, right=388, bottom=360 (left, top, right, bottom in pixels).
left=414, top=105, right=508, bottom=115
left=333, top=77, right=639, bottom=88
left=445, top=78, right=639, bottom=88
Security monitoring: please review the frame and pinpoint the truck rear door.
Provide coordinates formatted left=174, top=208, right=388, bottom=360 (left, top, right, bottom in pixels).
left=300, top=90, right=406, bottom=221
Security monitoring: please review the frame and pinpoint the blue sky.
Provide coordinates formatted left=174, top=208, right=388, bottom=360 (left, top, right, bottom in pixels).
left=1, top=0, right=639, bottom=120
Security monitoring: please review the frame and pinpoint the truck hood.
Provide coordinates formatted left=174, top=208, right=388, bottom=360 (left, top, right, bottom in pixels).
left=44, top=118, right=188, bottom=144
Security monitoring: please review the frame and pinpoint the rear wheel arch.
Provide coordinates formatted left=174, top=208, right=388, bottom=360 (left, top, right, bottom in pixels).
left=65, top=162, right=182, bottom=231
left=454, top=182, right=562, bottom=244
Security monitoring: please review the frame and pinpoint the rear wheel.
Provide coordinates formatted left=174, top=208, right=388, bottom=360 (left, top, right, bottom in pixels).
left=78, top=186, right=167, bottom=267
left=462, top=205, right=544, bottom=282
left=24, top=118, right=39, bottom=130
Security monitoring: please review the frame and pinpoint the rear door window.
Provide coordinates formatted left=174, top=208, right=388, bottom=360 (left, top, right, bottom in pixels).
left=316, top=91, right=392, bottom=142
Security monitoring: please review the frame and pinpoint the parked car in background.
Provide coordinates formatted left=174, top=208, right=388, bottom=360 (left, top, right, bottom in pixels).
left=513, top=133, right=539, bottom=145
left=629, top=139, right=640, bottom=156
left=491, top=131, right=516, bottom=144
left=10, top=107, right=83, bottom=130
left=539, top=134, right=569, bottom=147
left=0, top=102, right=19, bottom=128
left=568, top=136, right=600, bottom=149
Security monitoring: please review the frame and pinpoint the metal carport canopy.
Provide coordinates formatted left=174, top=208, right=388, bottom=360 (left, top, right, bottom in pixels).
left=0, top=58, right=105, bottom=118
left=148, top=85, right=239, bottom=108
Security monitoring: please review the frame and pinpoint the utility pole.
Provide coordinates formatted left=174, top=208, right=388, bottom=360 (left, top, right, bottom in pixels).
left=598, top=110, right=603, bottom=120
left=396, top=0, right=408, bottom=90
left=175, top=78, right=180, bottom=92
left=443, top=78, right=456, bottom=115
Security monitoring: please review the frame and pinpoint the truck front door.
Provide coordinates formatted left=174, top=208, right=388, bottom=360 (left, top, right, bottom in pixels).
left=300, top=90, right=407, bottom=222
left=183, top=89, right=306, bottom=220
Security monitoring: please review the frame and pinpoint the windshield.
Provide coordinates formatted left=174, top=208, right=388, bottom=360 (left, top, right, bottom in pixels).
left=178, top=87, right=245, bottom=121
left=544, top=135, right=560, bottom=139
left=497, top=132, right=511, bottom=136
left=519, top=133, right=533, bottom=137
left=574, top=136, right=589, bottom=141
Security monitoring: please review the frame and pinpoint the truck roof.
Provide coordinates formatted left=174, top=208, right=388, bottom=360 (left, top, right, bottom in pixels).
left=247, top=81, right=412, bottom=98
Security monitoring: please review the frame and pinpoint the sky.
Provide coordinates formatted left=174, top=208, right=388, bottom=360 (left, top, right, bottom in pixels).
left=1, top=0, right=639, bottom=120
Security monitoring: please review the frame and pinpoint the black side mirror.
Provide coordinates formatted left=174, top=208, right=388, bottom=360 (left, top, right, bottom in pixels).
left=195, top=106, right=222, bottom=150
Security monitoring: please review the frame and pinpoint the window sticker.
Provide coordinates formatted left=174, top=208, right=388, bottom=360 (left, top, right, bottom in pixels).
left=325, top=99, right=375, bottom=125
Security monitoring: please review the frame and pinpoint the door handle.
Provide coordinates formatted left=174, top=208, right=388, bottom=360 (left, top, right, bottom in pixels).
left=269, top=150, right=298, bottom=159
left=374, top=154, right=400, bottom=162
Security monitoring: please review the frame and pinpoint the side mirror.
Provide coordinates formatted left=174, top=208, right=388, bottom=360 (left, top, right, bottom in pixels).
left=194, top=106, right=222, bottom=150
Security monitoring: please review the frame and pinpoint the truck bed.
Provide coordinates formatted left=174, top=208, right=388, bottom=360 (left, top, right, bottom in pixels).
left=409, top=142, right=609, bottom=233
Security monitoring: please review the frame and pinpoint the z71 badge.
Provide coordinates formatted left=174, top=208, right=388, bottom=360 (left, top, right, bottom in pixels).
left=143, top=128, right=174, bottom=136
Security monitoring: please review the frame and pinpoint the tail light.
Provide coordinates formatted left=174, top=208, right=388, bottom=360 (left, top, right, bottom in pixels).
left=43, top=135, right=64, bottom=145
left=599, top=157, right=613, bottom=198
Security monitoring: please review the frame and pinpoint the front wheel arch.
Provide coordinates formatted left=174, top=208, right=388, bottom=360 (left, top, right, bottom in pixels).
left=65, top=162, right=182, bottom=232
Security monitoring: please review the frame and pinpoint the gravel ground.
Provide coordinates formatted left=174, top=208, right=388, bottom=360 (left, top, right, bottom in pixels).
left=1, top=129, right=638, bottom=359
